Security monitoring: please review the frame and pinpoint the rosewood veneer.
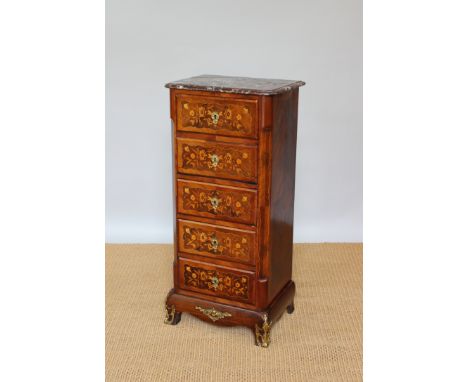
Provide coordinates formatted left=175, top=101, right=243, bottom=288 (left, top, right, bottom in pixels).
left=164, top=75, right=305, bottom=347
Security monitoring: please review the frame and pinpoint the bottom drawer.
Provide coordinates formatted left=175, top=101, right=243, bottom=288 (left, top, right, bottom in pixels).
left=178, top=258, right=255, bottom=304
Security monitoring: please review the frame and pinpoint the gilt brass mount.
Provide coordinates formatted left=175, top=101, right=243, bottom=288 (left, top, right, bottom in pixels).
left=255, top=314, right=271, bottom=348
left=210, top=154, right=219, bottom=167
left=211, top=111, right=220, bottom=125
left=164, top=305, right=176, bottom=324
left=195, top=306, right=232, bottom=322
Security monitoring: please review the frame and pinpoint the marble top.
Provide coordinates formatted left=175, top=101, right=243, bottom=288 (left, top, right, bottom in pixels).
left=165, top=75, right=305, bottom=95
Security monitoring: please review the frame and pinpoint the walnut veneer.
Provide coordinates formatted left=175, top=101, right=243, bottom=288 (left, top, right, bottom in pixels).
left=164, top=75, right=305, bottom=347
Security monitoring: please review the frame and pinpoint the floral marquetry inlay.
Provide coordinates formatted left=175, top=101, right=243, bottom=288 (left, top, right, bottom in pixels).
left=180, top=184, right=255, bottom=224
left=183, top=264, right=250, bottom=300
left=181, top=224, right=251, bottom=262
left=178, top=140, right=256, bottom=181
left=176, top=96, right=257, bottom=138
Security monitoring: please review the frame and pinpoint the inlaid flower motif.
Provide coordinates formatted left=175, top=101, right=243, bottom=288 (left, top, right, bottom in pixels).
left=181, top=101, right=253, bottom=135
left=183, top=265, right=249, bottom=299
left=181, top=225, right=250, bottom=261
left=180, top=144, right=253, bottom=179
left=198, top=150, right=207, bottom=160
left=182, top=187, right=251, bottom=221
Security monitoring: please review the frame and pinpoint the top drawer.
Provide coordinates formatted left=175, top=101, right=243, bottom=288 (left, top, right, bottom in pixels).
left=176, top=94, right=258, bottom=139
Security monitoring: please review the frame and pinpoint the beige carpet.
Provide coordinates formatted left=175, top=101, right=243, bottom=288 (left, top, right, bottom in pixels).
left=106, top=243, right=362, bottom=382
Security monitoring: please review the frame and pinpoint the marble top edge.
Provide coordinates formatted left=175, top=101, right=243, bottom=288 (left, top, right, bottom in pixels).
left=165, top=75, right=305, bottom=95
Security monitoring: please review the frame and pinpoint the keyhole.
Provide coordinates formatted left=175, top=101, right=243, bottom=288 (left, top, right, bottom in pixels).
left=211, top=154, right=219, bottom=167
left=211, top=112, right=219, bottom=125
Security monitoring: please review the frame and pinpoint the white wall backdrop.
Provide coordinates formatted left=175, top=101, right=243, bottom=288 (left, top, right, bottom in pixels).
left=106, top=0, right=362, bottom=243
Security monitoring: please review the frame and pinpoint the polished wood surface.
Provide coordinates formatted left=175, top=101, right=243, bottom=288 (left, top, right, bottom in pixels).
left=176, top=93, right=258, bottom=138
left=165, top=76, right=304, bottom=347
left=178, top=257, right=255, bottom=304
left=176, top=136, right=258, bottom=182
left=176, top=179, right=257, bottom=225
left=177, top=219, right=256, bottom=266
left=166, top=280, right=295, bottom=328
left=268, top=89, right=299, bottom=301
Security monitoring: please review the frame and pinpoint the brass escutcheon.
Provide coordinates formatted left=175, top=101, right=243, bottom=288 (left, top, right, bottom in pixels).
left=211, top=111, right=219, bottom=125
left=210, top=236, right=219, bottom=252
left=211, top=276, right=219, bottom=290
left=209, top=196, right=219, bottom=211
left=210, top=154, right=219, bottom=167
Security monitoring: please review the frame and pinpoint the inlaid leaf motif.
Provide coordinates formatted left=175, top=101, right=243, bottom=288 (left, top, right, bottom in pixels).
left=182, top=224, right=251, bottom=261
left=184, top=265, right=249, bottom=299
left=181, top=186, right=253, bottom=221
left=180, top=143, right=254, bottom=179
left=180, top=101, right=253, bottom=134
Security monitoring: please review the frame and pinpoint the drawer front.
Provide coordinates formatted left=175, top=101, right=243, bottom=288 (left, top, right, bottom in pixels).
left=176, top=94, right=257, bottom=138
left=179, top=258, right=254, bottom=303
left=177, top=219, right=256, bottom=265
left=177, top=180, right=257, bottom=225
left=177, top=138, right=257, bottom=182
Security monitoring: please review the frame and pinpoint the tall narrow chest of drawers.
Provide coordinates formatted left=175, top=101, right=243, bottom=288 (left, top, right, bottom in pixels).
left=164, top=75, right=305, bottom=347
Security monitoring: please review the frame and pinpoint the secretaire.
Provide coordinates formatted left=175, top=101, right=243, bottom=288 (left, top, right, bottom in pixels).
left=164, top=75, right=305, bottom=347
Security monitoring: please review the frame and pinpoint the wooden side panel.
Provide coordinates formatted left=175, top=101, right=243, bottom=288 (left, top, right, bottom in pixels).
left=176, top=137, right=257, bottom=183
left=255, top=95, right=273, bottom=309
left=267, top=89, right=299, bottom=302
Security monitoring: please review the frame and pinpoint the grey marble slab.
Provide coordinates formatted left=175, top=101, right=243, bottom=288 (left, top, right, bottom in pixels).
left=165, top=75, right=305, bottom=95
